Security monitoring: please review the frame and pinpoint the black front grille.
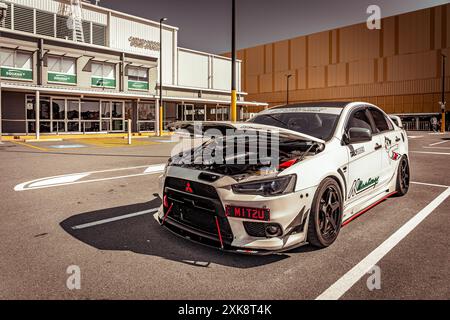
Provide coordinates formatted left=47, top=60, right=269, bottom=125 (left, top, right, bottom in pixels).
left=243, top=221, right=267, bottom=237
left=163, top=178, right=233, bottom=245
left=165, top=177, right=218, bottom=199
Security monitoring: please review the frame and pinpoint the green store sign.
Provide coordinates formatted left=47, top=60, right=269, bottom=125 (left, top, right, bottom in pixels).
left=48, top=72, right=77, bottom=84
left=92, top=77, right=116, bottom=88
left=1, top=67, right=33, bottom=80
left=128, top=80, right=149, bottom=91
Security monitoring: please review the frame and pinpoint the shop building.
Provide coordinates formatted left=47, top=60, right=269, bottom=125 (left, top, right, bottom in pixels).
left=0, top=0, right=266, bottom=136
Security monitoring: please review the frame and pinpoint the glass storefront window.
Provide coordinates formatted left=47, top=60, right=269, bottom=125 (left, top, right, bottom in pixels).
left=68, top=122, right=79, bottom=132
left=81, top=100, right=100, bottom=120
left=40, top=121, right=51, bottom=133
left=137, top=102, right=155, bottom=132
left=40, top=98, right=51, bottom=120
left=52, top=122, right=65, bottom=133
left=52, top=99, right=65, bottom=120
left=26, top=96, right=36, bottom=120
left=112, top=120, right=123, bottom=131
left=125, top=101, right=133, bottom=120
left=194, top=104, right=206, bottom=121
left=138, top=102, right=155, bottom=120
left=67, top=100, right=80, bottom=120
left=112, top=102, right=123, bottom=118
left=101, top=121, right=110, bottom=131
left=139, top=122, right=155, bottom=132
left=83, top=122, right=100, bottom=132
left=101, top=101, right=111, bottom=118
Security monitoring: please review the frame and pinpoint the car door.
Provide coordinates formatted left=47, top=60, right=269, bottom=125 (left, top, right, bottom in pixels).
left=368, top=107, right=401, bottom=188
left=344, top=107, right=383, bottom=204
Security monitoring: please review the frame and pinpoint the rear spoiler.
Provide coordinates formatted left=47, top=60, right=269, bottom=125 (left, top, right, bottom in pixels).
left=389, top=115, right=403, bottom=129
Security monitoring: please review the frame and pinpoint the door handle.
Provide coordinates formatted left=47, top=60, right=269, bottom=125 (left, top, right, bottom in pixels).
left=374, top=143, right=382, bottom=150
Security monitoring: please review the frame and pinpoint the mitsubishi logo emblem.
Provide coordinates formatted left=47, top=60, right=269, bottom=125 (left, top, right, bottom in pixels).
left=185, top=182, right=193, bottom=193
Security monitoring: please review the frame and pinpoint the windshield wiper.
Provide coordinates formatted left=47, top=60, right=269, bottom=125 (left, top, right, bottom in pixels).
left=257, top=114, right=289, bottom=129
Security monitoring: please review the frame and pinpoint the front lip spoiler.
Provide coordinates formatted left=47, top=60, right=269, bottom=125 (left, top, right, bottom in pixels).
left=160, top=216, right=306, bottom=256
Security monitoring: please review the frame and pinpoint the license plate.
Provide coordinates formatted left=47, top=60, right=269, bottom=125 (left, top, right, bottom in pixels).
left=225, top=205, right=270, bottom=221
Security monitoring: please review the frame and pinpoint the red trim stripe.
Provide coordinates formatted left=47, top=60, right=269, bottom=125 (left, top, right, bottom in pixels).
left=342, top=191, right=397, bottom=227
left=215, top=216, right=224, bottom=249
left=161, top=203, right=173, bottom=225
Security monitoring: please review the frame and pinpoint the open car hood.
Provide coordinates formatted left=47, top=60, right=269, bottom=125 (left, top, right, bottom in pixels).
left=167, top=121, right=325, bottom=145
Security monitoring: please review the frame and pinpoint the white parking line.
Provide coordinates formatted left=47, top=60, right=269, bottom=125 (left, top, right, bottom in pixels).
left=71, top=208, right=159, bottom=230
left=14, top=164, right=165, bottom=191
left=428, top=140, right=450, bottom=146
left=316, top=187, right=450, bottom=300
left=411, top=151, right=450, bottom=156
left=411, top=181, right=449, bottom=189
left=423, top=146, right=450, bottom=150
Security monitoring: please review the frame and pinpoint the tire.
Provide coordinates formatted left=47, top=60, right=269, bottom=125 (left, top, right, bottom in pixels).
left=395, top=156, right=410, bottom=197
left=307, top=178, right=344, bottom=248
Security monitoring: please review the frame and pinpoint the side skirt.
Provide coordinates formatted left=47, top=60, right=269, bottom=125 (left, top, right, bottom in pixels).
left=342, top=191, right=397, bottom=226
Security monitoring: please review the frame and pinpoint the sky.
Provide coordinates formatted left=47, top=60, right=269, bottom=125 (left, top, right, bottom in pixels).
left=101, top=0, right=449, bottom=54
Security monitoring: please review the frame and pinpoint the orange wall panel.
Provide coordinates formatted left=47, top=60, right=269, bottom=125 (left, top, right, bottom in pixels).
left=259, top=74, right=273, bottom=93
left=274, top=71, right=296, bottom=92
left=290, top=36, right=307, bottom=69
left=246, top=75, right=259, bottom=94
left=327, top=63, right=347, bottom=87
left=398, top=9, right=431, bottom=54
left=308, top=66, right=326, bottom=88
left=296, top=67, right=307, bottom=90
left=246, top=46, right=265, bottom=76
left=387, top=51, right=437, bottom=82
left=339, top=23, right=380, bottom=62
left=274, top=40, right=289, bottom=72
left=348, top=59, right=375, bottom=85
left=308, top=31, right=330, bottom=67
left=265, top=45, right=273, bottom=74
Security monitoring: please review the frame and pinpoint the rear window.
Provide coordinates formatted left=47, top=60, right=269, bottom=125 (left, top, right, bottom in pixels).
left=249, top=108, right=342, bottom=141
left=369, top=108, right=391, bottom=133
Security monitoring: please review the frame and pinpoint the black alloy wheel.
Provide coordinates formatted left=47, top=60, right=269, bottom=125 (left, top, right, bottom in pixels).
left=395, top=156, right=410, bottom=196
left=307, top=178, right=343, bottom=248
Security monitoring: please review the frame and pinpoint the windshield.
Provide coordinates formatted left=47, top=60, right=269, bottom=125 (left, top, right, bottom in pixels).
left=249, top=107, right=342, bottom=141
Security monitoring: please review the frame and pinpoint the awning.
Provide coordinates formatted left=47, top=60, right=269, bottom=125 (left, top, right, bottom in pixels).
left=0, top=82, right=268, bottom=107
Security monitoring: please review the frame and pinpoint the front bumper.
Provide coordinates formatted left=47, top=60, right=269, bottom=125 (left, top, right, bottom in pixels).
left=157, top=166, right=316, bottom=254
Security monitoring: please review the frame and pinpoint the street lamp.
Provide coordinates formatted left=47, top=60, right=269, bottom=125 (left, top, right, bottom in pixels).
left=286, top=74, right=292, bottom=105
left=230, top=0, right=237, bottom=122
left=158, top=17, right=167, bottom=137
left=440, top=54, right=447, bottom=133
left=0, top=2, right=7, bottom=144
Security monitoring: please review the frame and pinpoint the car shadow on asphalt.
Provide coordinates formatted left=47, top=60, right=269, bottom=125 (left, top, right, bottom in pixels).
left=60, top=197, right=290, bottom=268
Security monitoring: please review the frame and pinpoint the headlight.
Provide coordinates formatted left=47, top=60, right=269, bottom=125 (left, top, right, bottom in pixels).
left=231, top=175, right=296, bottom=196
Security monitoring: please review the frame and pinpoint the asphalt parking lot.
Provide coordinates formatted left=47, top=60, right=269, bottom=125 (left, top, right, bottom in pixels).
left=0, top=133, right=449, bottom=300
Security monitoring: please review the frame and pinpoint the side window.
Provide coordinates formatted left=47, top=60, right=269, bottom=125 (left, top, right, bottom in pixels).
left=347, top=109, right=373, bottom=132
left=369, top=108, right=391, bottom=133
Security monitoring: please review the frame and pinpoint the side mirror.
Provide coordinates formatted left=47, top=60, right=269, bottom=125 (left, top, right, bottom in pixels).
left=347, top=127, right=372, bottom=144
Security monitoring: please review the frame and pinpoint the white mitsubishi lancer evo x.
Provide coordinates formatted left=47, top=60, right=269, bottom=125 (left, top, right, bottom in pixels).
left=157, top=102, right=409, bottom=254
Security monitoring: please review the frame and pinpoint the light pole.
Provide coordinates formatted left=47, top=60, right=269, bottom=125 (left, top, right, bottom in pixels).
left=441, top=54, right=446, bottom=133
left=0, top=2, right=7, bottom=144
left=230, top=0, right=237, bottom=122
left=158, top=17, right=167, bottom=137
left=286, top=74, right=292, bottom=105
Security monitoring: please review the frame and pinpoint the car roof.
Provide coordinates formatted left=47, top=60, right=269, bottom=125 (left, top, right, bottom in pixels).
left=271, top=101, right=351, bottom=110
